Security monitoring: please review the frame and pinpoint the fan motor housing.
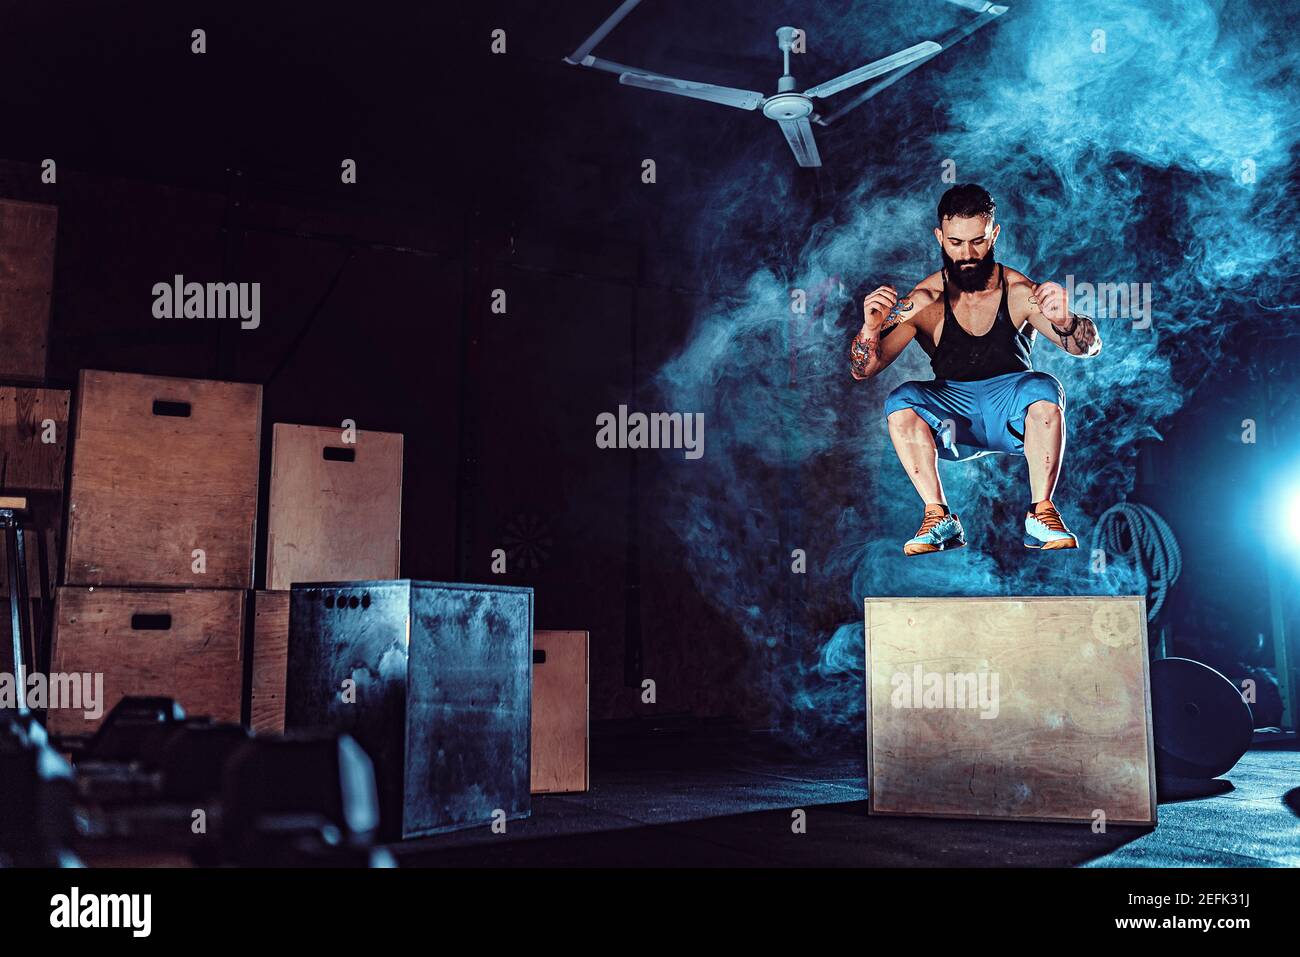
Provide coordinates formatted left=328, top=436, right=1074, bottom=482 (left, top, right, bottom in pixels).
left=762, top=92, right=812, bottom=121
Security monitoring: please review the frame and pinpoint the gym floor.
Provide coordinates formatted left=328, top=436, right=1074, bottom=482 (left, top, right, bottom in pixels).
left=395, top=724, right=1300, bottom=867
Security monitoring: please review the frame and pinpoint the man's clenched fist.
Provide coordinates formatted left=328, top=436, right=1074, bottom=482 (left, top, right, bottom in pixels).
left=862, top=285, right=899, bottom=332
left=1030, top=281, right=1068, bottom=322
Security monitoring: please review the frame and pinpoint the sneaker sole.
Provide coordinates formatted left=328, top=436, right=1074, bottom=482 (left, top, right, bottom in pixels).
left=905, top=534, right=967, bottom=556
left=1023, top=535, right=1078, bottom=550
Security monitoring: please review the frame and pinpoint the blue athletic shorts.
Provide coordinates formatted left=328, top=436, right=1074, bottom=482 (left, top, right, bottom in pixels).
left=882, top=370, right=1065, bottom=462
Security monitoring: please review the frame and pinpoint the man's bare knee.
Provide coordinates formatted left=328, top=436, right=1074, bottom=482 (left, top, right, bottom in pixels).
left=1025, top=400, right=1063, bottom=425
left=888, top=408, right=927, bottom=432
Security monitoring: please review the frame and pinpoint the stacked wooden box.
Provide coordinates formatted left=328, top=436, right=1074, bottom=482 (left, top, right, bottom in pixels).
left=4, top=198, right=590, bottom=797
left=0, top=198, right=57, bottom=383
left=251, top=423, right=404, bottom=733
left=0, top=386, right=70, bottom=670
left=0, top=198, right=64, bottom=673
left=49, top=370, right=261, bottom=736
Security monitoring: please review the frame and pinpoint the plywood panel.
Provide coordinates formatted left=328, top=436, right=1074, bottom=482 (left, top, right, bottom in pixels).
left=865, top=596, right=1156, bottom=825
left=266, top=423, right=402, bottom=590
left=250, top=589, right=289, bottom=733
left=0, top=387, right=70, bottom=491
left=531, top=630, right=589, bottom=794
left=0, top=199, right=57, bottom=380
left=48, top=587, right=245, bottom=736
left=64, top=370, right=262, bottom=588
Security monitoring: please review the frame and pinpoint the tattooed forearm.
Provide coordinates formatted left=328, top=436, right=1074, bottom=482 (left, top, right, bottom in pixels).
left=849, top=333, right=877, bottom=378
left=849, top=320, right=899, bottom=379
left=1051, top=313, right=1101, bottom=356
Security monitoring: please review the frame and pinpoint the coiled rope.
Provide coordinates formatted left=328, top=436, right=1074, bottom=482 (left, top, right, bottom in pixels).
left=1091, top=502, right=1182, bottom=621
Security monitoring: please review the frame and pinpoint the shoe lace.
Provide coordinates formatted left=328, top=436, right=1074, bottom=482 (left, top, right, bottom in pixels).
left=1034, top=502, right=1066, bottom=531
left=917, top=510, right=946, bottom=535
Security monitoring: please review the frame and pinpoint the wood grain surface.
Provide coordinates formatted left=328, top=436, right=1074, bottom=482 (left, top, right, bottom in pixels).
left=266, top=423, right=402, bottom=590
left=49, top=586, right=245, bottom=736
left=250, top=589, right=289, bottom=733
left=531, top=629, right=589, bottom=794
left=865, top=596, right=1156, bottom=825
left=0, top=199, right=57, bottom=380
left=64, top=370, right=261, bottom=588
left=0, top=386, right=70, bottom=491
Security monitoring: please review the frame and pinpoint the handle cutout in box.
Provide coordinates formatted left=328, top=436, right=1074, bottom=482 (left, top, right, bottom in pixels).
left=152, top=400, right=192, bottom=418
left=322, top=446, right=356, bottom=463
left=131, top=613, right=173, bottom=630
left=533, top=649, right=547, bottom=665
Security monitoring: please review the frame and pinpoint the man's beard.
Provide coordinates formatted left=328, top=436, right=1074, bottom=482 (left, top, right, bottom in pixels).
left=942, top=249, right=996, bottom=292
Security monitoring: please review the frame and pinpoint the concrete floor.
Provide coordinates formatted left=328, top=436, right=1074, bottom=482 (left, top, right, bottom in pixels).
left=395, top=729, right=1300, bottom=867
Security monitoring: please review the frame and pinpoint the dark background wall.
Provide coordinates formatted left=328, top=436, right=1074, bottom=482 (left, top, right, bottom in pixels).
left=0, top=0, right=762, bottom=725
left=1, top=0, right=1296, bottom=735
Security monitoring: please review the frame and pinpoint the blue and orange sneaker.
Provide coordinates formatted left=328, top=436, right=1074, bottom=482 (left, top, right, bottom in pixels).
left=1023, top=499, right=1077, bottom=550
left=904, top=504, right=966, bottom=556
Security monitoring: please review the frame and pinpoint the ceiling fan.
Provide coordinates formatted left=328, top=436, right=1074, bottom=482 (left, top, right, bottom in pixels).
left=564, top=0, right=1009, bottom=168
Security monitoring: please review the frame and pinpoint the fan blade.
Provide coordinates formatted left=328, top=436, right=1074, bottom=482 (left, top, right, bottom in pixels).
left=618, top=71, right=764, bottom=110
left=804, top=40, right=942, bottom=99
left=939, top=0, right=1001, bottom=12
left=813, top=48, right=939, bottom=125
left=564, top=0, right=644, bottom=65
left=816, top=6, right=1007, bottom=126
left=778, top=117, right=822, bottom=168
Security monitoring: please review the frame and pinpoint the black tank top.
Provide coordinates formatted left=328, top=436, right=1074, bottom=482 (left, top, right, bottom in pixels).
left=922, top=263, right=1035, bottom=381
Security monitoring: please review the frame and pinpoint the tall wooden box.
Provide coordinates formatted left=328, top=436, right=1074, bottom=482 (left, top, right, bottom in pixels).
left=64, top=370, right=262, bottom=588
left=250, top=589, right=290, bottom=734
left=0, top=199, right=57, bottom=381
left=48, top=587, right=245, bottom=737
left=865, top=596, right=1156, bottom=825
left=285, top=580, right=533, bottom=839
left=266, top=423, right=403, bottom=591
left=531, top=630, right=589, bottom=794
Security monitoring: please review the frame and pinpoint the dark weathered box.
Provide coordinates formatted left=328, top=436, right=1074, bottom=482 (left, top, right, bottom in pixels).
left=531, top=630, right=589, bottom=794
left=64, top=370, right=262, bottom=588
left=48, top=587, right=245, bottom=737
left=266, top=423, right=403, bottom=591
left=285, top=580, right=533, bottom=839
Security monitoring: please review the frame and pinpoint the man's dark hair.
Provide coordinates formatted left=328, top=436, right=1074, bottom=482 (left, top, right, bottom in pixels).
left=937, top=184, right=996, bottom=225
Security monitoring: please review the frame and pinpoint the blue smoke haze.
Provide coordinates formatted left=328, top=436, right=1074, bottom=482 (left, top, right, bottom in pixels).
left=652, top=0, right=1300, bottom=742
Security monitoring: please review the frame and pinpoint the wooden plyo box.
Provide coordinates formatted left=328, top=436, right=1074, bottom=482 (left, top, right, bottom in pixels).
left=64, top=370, right=262, bottom=588
left=266, top=423, right=403, bottom=591
left=48, top=587, right=245, bottom=737
left=531, top=630, right=589, bottom=794
left=0, top=387, right=71, bottom=597
left=865, top=596, right=1156, bottom=825
left=0, top=386, right=70, bottom=492
left=0, top=199, right=57, bottom=381
left=250, top=589, right=290, bottom=734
